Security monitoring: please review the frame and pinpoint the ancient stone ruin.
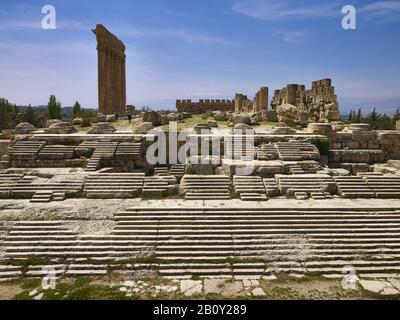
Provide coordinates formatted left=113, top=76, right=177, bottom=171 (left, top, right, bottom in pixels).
left=92, top=24, right=126, bottom=116
left=271, top=79, right=340, bottom=125
left=176, top=99, right=235, bottom=114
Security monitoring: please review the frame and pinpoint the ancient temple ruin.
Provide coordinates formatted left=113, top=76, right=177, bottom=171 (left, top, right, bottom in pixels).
left=92, top=24, right=126, bottom=116
left=271, top=79, right=340, bottom=124
left=176, top=99, right=235, bottom=114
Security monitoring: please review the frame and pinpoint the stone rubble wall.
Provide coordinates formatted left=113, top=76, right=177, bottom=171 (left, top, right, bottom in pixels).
left=271, top=79, right=340, bottom=124
left=176, top=99, right=235, bottom=114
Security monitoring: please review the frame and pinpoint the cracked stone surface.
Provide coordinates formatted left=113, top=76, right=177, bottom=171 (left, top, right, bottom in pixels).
left=180, top=280, right=203, bottom=296
left=204, top=279, right=226, bottom=294
left=252, top=287, right=266, bottom=297
left=359, top=280, right=399, bottom=295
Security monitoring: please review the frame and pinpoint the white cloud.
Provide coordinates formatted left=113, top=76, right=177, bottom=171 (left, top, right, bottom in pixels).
left=232, top=0, right=340, bottom=21
left=360, top=1, right=400, bottom=21
left=362, top=1, right=400, bottom=11
left=124, top=27, right=237, bottom=46
left=0, top=16, right=86, bottom=31
left=278, top=31, right=307, bottom=44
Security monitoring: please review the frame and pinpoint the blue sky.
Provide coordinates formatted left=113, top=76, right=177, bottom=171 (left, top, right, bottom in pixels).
left=0, top=0, right=400, bottom=113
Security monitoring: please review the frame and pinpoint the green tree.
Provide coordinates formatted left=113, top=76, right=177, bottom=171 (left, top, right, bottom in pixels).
left=47, top=95, right=61, bottom=119
left=348, top=109, right=353, bottom=122
left=357, top=108, right=362, bottom=123
left=73, top=101, right=81, bottom=117
left=0, top=98, right=18, bottom=131
left=24, top=104, right=36, bottom=125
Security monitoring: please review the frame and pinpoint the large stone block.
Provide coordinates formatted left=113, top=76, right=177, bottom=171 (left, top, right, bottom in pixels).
left=232, top=114, right=251, bottom=125
left=88, top=122, right=116, bottom=134
left=15, top=122, right=37, bottom=134
left=48, top=122, right=77, bottom=134
left=133, top=122, right=154, bottom=134
left=143, top=111, right=163, bottom=126
left=329, top=149, right=384, bottom=164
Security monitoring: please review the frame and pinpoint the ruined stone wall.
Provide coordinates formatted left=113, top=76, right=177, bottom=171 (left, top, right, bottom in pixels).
left=271, top=79, right=340, bottom=124
left=176, top=99, right=235, bottom=114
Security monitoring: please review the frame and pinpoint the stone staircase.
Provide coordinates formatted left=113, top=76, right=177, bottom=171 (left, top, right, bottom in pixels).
left=142, top=176, right=169, bottom=198
left=256, top=144, right=278, bottom=161
left=113, top=206, right=400, bottom=278
left=263, top=178, right=281, bottom=197
left=276, top=174, right=336, bottom=197
left=75, top=140, right=98, bottom=158
left=83, top=173, right=145, bottom=198
left=38, top=145, right=76, bottom=160
left=224, top=136, right=255, bottom=160
left=287, top=163, right=317, bottom=175
left=334, top=176, right=375, bottom=198
left=10, top=178, right=83, bottom=200
left=115, top=142, right=141, bottom=159
left=2, top=221, right=146, bottom=262
left=170, top=164, right=186, bottom=182
left=3, top=207, right=400, bottom=279
left=276, top=142, right=320, bottom=161
left=8, top=141, right=46, bottom=160
left=233, top=176, right=268, bottom=201
left=30, top=190, right=53, bottom=203
left=85, top=141, right=118, bottom=172
left=364, top=176, right=400, bottom=199
left=0, top=174, right=23, bottom=198
left=153, top=167, right=169, bottom=176
left=181, top=175, right=232, bottom=200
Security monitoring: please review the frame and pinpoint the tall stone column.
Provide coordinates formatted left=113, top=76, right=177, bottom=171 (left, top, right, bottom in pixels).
left=97, top=46, right=107, bottom=114
left=235, top=94, right=243, bottom=113
left=105, top=49, right=112, bottom=115
left=93, top=24, right=127, bottom=116
left=120, top=55, right=126, bottom=115
left=260, top=86, right=268, bottom=111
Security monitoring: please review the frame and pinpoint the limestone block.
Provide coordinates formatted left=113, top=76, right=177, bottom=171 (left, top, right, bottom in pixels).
left=193, top=123, right=211, bottom=134
left=48, top=122, right=77, bottom=134
left=207, top=120, right=218, bottom=128
left=307, top=123, right=333, bottom=136
left=46, top=119, right=62, bottom=128
left=133, top=122, right=154, bottom=134
left=213, top=111, right=228, bottom=121
left=232, top=123, right=254, bottom=135
left=271, top=127, right=297, bottom=135
left=232, top=113, right=251, bottom=125
left=88, top=122, right=116, bottom=134
left=96, top=113, right=107, bottom=122
left=349, top=123, right=370, bottom=131
left=143, top=111, right=162, bottom=126
left=15, top=122, right=36, bottom=134
left=72, top=117, right=84, bottom=125
left=106, top=115, right=116, bottom=122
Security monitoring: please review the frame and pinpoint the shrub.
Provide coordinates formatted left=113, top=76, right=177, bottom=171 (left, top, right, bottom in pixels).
left=310, top=138, right=330, bottom=156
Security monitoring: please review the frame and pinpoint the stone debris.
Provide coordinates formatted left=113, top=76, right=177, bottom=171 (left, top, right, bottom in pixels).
left=359, top=280, right=399, bottom=296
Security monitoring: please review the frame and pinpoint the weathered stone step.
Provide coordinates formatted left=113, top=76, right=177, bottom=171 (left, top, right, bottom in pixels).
left=114, top=214, right=400, bottom=221
left=114, top=222, right=400, bottom=229
left=112, top=227, right=400, bottom=235
left=115, top=218, right=400, bottom=225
